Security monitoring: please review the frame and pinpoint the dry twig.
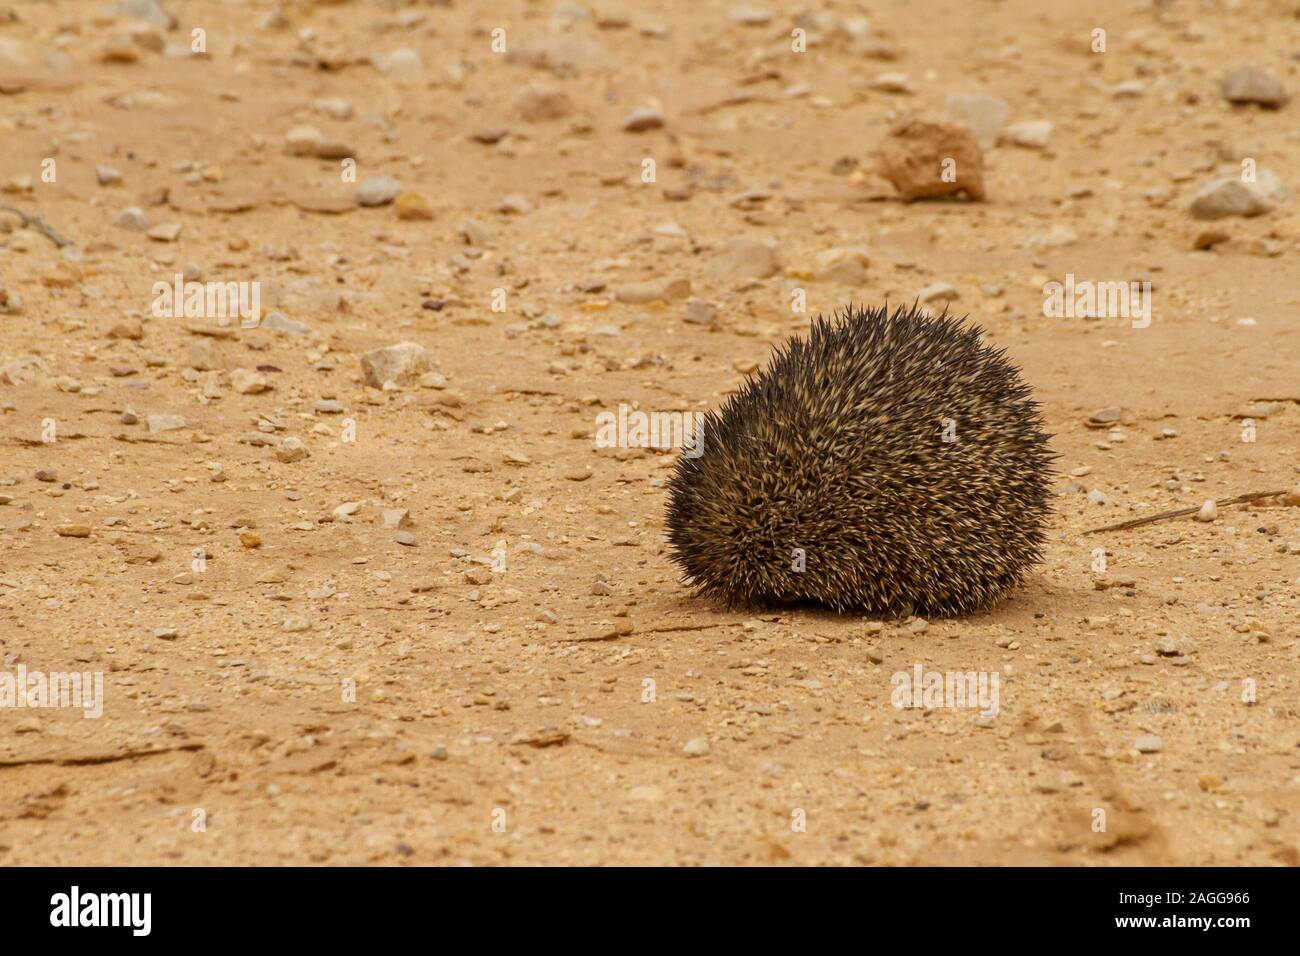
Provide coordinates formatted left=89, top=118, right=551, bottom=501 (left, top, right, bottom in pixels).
left=0, top=204, right=74, bottom=248
left=1083, top=489, right=1287, bottom=535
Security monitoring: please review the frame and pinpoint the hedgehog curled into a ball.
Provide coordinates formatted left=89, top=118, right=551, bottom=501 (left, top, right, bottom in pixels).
left=665, top=302, right=1054, bottom=617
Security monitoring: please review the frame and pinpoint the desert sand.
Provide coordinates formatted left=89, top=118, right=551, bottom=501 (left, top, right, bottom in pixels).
left=0, top=0, right=1298, bottom=865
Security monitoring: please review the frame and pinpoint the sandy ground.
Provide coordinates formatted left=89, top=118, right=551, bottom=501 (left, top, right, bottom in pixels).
left=1, top=0, right=1298, bottom=866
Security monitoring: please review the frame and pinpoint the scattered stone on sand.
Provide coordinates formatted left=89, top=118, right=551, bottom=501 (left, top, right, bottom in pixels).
left=332, top=501, right=361, bottom=521
left=41, top=263, right=81, bottom=289
left=315, top=98, right=353, bottom=120
left=230, top=368, right=270, bottom=394
left=372, top=47, right=423, bottom=75
left=622, top=107, right=665, bottom=132
left=1002, top=119, right=1053, bottom=149
left=497, top=193, right=533, bottom=215
left=708, top=237, right=782, bottom=281
left=147, top=413, right=186, bottom=432
left=146, top=222, right=182, bottom=242
left=1156, top=637, right=1185, bottom=657
left=382, top=508, right=410, bottom=529
left=96, top=37, right=145, bottom=66
left=393, top=191, right=434, bottom=221
left=284, top=124, right=324, bottom=156
left=515, top=85, right=572, bottom=122
left=114, top=206, right=148, bottom=231
left=506, top=35, right=607, bottom=77
left=1193, top=227, right=1231, bottom=250
left=683, top=298, right=717, bottom=326
left=918, top=281, right=958, bottom=304
left=814, top=247, right=871, bottom=284
left=869, top=72, right=913, bottom=94
left=1220, top=65, right=1288, bottom=107
left=1088, top=407, right=1122, bottom=426
left=261, top=312, right=312, bottom=336
left=458, top=219, right=492, bottom=246
left=1189, top=168, right=1285, bottom=219
left=274, top=437, right=309, bottom=463
left=1025, top=224, right=1077, bottom=251
left=361, top=341, right=432, bottom=388
left=614, top=277, right=690, bottom=303
left=356, top=175, right=402, bottom=207
left=313, top=140, right=355, bottom=160
left=878, top=117, right=986, bottom=201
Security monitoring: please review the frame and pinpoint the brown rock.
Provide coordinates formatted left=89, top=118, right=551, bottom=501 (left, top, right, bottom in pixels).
left=284, top=125, right=323, bottom=156
left=274, top=437, right=309, bottom=463
left=1193, top=228, right=1231, bottom=250
left=614, top=277, right=690, bottom=303
left=1220, top=65, right=1288, bottom=108
left=99, top=43, right=140, bottom=64
left=708, top=238, right=782, bottom=281
left=877, top=117, right=986, bottom=201
left=361, top=342, right=431, bottom=388
left=108, top=319, right=144, bottom=340
left=230, top=368, right=270, bottom=394
left=393, top=191, right=434, bottom=221
left=515, top=85, right=572, bottom=123
left=41, top=263, right=81, bottom=288
left=312, top=141, right=356, bottom=161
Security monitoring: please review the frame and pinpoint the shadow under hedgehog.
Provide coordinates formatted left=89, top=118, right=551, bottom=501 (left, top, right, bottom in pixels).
left=665, top=302, right=1055, bottom=616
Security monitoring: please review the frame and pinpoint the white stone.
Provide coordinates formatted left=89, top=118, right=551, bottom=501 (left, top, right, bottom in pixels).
left=1190, top=168, right=1285, bottom=220
left=361, top=341, right=431, bottom=388
left=356, top=175, right=401, bottom=207
left=1003, top=120, right=1053, bottom=149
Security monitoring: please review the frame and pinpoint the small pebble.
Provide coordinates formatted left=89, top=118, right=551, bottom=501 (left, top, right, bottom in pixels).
left=356, top=175, right=402, bottom=207
left=622, top=107, right=665, bottom=132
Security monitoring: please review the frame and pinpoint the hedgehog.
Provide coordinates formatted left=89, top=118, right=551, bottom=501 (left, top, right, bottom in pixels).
left=664, top=302, right=1053, bottom=617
